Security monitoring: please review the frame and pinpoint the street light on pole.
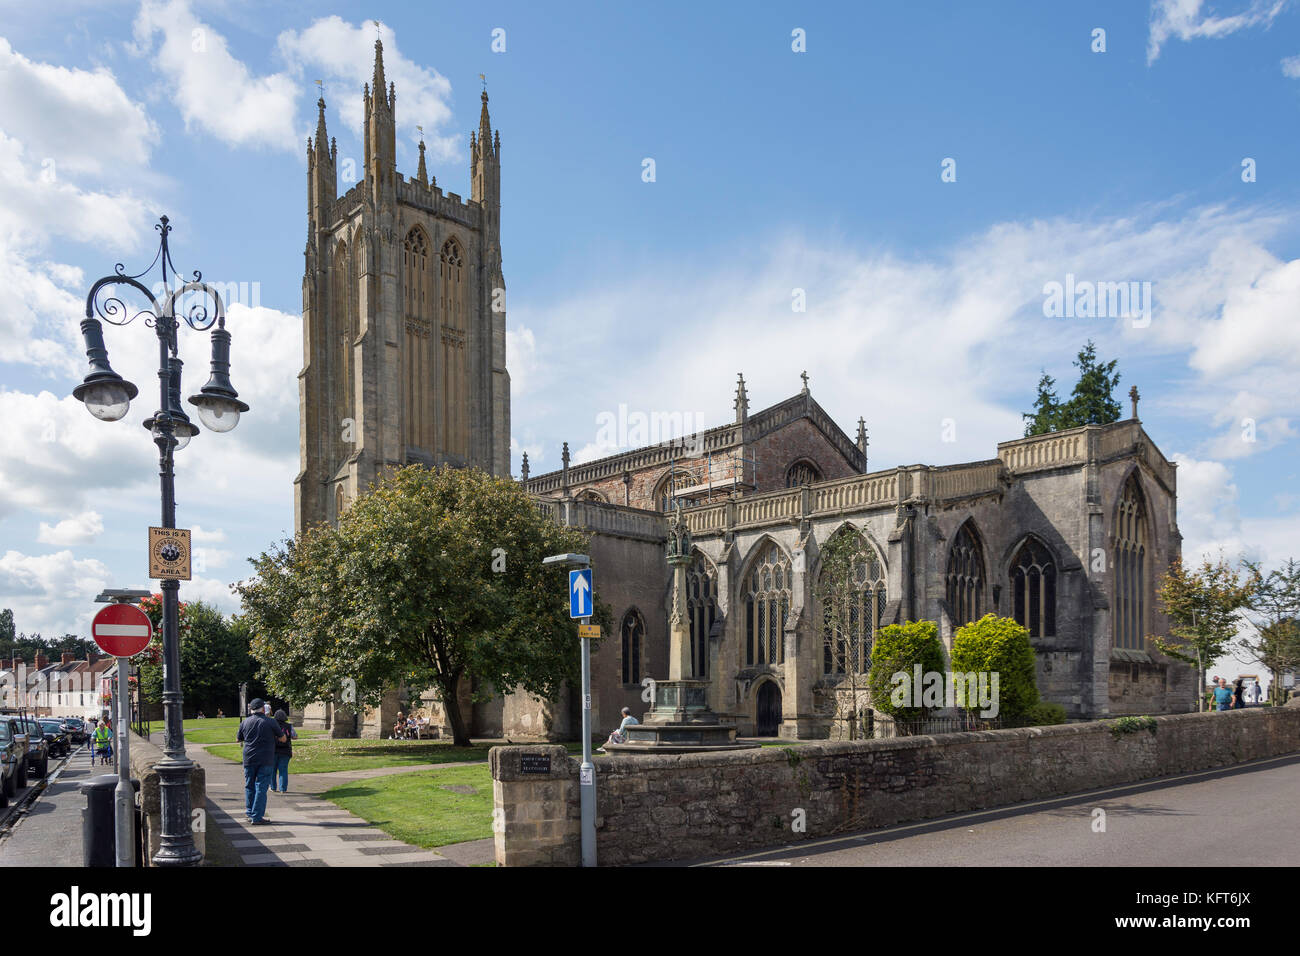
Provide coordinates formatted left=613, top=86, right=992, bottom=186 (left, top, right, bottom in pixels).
left=542, top=552, right=596, bottom=867
left=77, top=217, right=250, bottom=867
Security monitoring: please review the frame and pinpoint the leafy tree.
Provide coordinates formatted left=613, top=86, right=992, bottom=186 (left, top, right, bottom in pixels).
left=1151, top=556, right=1256, bottom=711
left=867, top=620, right=946, bottom=720
left=238, top=465, right=609, bottom=747
left=136, top=596, right=259, bottom=716
left=815, top=530, right=878, bottom=739
left=1023, top=341, right=1123, bottom=435
left=1240, top=558, right=1300, bottom=703
left=0, top=609, right=14, bottom=652
left=1023, top=373, right=1063, bottom=436
left=950, top=614, right=1040, bottom=723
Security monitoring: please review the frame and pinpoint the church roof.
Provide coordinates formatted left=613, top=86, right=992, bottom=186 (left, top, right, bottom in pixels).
left=522, top=386, right=865, bottom=494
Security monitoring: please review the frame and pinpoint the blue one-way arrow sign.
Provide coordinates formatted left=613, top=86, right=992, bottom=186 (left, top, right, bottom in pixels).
left=569, top=568, right=593, bottom=618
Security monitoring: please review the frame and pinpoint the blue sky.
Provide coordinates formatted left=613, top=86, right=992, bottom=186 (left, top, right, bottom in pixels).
left=0, top=0, right=1297, bottom=684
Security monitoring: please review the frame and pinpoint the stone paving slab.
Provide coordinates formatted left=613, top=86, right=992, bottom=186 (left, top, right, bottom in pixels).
left=183, top=737, right=482, bottom=867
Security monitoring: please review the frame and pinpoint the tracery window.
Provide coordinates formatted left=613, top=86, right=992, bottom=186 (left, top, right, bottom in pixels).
left=945, top=522, right=984, bottom=627
left=744, top=541, right=791, bottom=667
left=785, top=460, right=822, bottom=487
left=1010, top=537, right=1056, bottom=638
left=440, top=236, right=468, bottom=458
left=687, top=551, right=717, bottom=677
left=402, top=227, right=433, bottom=449
left=654, top=471, right=690, bottom=512
left=620, top=609, right=644, bottom=685
left=1114, top=474, right=1148, bottom=650
left=820, top=534, right=887, bottom=675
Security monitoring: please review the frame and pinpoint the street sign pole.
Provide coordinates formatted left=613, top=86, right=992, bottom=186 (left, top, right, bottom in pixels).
left=115, top=653, right=133, bottom=867
left=543, top=553, right=596, bottom=867
left=93, top=590, right=152, bottom=869
left=579, top=613, right=595, bottom=868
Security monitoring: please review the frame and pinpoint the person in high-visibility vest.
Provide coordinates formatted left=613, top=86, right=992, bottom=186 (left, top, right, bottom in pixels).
left=92, top=721, right=112, bottom=766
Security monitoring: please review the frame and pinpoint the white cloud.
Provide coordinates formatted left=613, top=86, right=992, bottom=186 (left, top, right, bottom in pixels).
left=0, top=36, right=156, bottom=177
left=276, top=17, right=458, bottom=162
left=1283, top=53, right=1300, bottom=77
left=36, top=511, right=104, bottom=546
left=515, top=204, right=1300, bottom=477
left=0, top=549, right=114, bottom=638
left=1147, top=0, right=1287, bottom=64
left=131, top=0, right=300, bottom=152
left=129, top=6, right=462, bottom=162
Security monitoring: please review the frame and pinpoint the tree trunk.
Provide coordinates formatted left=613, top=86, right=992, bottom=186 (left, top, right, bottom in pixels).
left=441, top=673, right=472, bottom=747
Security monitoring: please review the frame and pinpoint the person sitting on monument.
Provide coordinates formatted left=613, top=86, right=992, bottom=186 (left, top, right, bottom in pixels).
left=597, top=707, right=639, bottom=752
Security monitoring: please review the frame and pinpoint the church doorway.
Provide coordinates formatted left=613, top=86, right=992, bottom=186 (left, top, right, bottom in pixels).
left=756, top=681, right=782, bottom=737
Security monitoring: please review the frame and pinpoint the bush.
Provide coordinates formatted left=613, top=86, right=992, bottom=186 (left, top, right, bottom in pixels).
left=1023, top=701, right=1066, bottom=726
left=868, top=620, right=947, bottom=719
left=950, top=614, right=1040, bottom=723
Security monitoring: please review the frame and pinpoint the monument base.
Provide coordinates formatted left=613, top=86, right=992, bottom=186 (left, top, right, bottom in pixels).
left=601, top=679, right=758, bottom=754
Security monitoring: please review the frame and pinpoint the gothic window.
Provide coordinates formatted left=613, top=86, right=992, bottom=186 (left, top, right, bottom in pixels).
left=654, top=471, right=690, bottom=512
left=785, top=460, right=822, bottom=487
left=440, top=237, right=468, bottom=458
left=687, top=551, right=717, bottom=678
left=945, top=521, right=985, bottom=628
left=1114, top=474, right=1148, bottom=650
left=1010, top=537, right=1056, bottom=639
left=620, top=609, right=644, bottom=685
left=820, top=533, right=887, bottom=675
left=331, top=240, right=352, bottom=468
left=577, top=489, right=606, bottom=503
left=744, top=541, right=791, bottom=667
left=402, top=227, right=433, bottom=450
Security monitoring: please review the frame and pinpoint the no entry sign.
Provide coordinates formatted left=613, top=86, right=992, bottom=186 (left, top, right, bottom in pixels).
left=91, top=603, right=153, bottom=658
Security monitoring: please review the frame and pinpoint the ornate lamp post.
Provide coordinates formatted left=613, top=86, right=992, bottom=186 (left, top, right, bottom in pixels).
left=76, top=216, right=249, bottom=866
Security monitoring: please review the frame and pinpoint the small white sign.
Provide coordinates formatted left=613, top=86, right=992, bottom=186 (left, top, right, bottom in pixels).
left=580, top=766, right=594, bottom=786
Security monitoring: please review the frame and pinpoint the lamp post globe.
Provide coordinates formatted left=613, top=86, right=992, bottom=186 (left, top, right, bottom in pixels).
left=81, top=382, right=133, bottom=422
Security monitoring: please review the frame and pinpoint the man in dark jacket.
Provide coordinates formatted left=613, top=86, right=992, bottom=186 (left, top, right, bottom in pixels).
left=236, top=698, right=285, bottom=825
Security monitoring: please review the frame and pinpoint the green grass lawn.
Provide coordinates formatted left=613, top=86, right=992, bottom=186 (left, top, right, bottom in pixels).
left=204, top=737, right=585, bottom=773
left=324, top=764, right=495, bottom=847
left=141, top=717, right=328, bottom=744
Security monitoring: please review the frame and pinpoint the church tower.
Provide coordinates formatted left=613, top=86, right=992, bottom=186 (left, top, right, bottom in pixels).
left=296, top=41, right=511, bottom=534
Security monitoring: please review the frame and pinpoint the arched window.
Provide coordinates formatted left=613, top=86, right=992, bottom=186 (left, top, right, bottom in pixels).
left=1114, top=474, right=1148, bottom=650
left=687, top=551, right=717, bottom=677
left=620, top=609, right=644, bottom=685
left=402, top=227, right=433, bottom=450
left=819, top=533, right=887, bottom=675
left=577, top=489, right=606, bottom=503
left=785, top=460, right=822, bottom=487
left=744, top=541, right=791, bottom=667
left=654, top=471, right=690, bottom=512
left=945, top=521, right=984, bottom=628
left=330, top=240, right=351, bottom=469
left=440, top=236, right=468, bottom=458
left=1010, top=537, right=1056, bottom=638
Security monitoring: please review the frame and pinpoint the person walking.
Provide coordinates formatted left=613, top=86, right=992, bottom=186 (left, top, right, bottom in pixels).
left=236, top=698, right=286, bottom=825
left=1213, top=678, right=1234, bottom=712
left=269, top=709, right=297, bottom=794
left=1232, top=678, right=1246, bottom=709
left=91, top=719, right=112, bottom=766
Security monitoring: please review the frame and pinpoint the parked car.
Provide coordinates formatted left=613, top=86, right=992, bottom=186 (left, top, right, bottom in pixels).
left=61, top=716, right=87, bottom=744
left=38, top=719, right=70, bottom=758
left=0, top=719, right=21, bottom=807
left=11, top=717, right=48, bottom=781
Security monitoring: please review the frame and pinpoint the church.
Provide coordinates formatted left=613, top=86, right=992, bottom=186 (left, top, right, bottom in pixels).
left=294, top=42, right=1195, bottom=740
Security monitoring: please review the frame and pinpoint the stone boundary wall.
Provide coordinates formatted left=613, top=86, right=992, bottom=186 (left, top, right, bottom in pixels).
left=491, top=703, right=1300, bottom=866
left=128, top=734, right=206, bottom=865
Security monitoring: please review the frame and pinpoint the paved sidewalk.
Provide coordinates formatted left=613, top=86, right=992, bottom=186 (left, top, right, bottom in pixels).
left=184, top=738, right=494, bottom=867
